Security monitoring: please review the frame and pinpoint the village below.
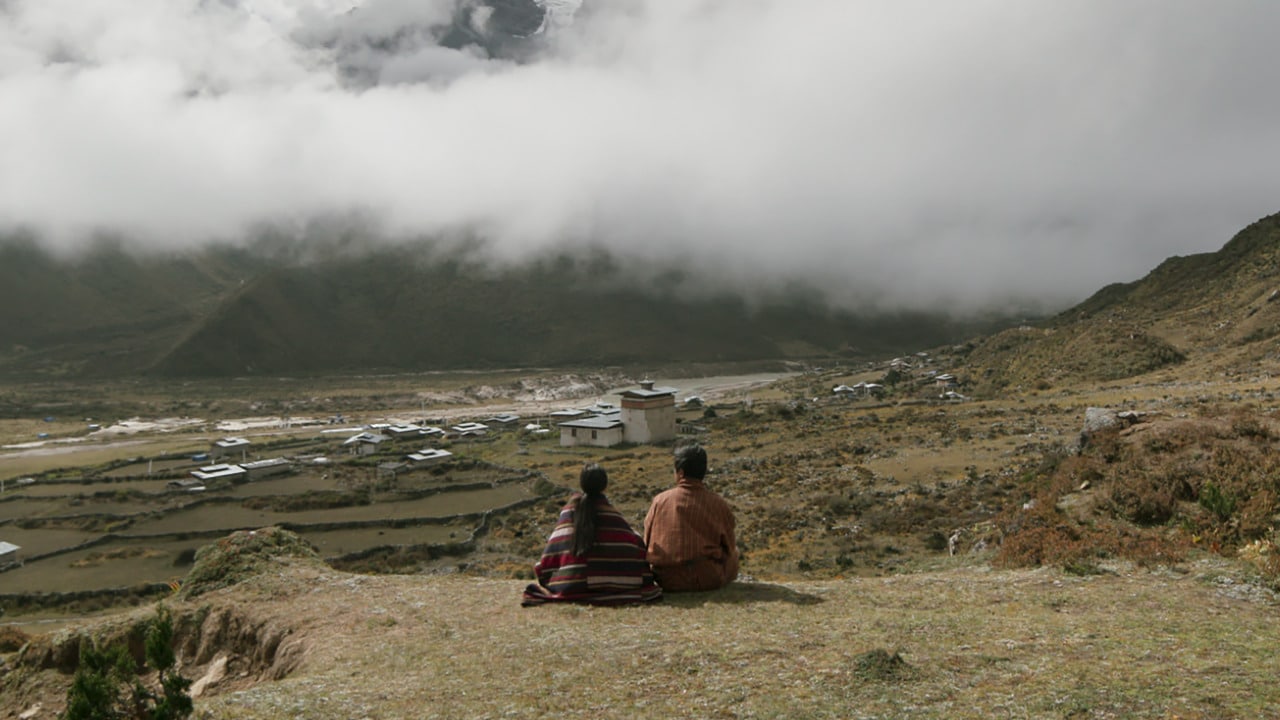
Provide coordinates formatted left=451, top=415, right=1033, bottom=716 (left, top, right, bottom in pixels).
left=1, top=213, right=1280, bottom=717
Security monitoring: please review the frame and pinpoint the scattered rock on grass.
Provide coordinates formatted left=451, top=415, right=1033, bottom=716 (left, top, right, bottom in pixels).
left=852, top=648, right=912, bottom=681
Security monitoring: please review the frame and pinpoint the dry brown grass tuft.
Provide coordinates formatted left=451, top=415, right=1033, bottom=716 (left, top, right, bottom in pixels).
left=0, top=626, right=30, bottom=653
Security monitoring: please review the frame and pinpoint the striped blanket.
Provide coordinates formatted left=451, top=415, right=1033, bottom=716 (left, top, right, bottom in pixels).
left=521, top=496, right=662, bottom=606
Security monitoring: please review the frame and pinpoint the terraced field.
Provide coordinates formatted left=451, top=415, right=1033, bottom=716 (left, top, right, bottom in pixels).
left=0, top=431, right=548, bottom=602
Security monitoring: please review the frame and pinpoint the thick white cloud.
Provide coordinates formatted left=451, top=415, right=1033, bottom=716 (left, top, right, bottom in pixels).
left=2, top=0, right=1279, bottom=312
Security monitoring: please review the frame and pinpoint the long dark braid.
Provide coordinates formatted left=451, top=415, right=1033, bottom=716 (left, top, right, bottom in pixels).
left=572, top=463, right=608, bottom=556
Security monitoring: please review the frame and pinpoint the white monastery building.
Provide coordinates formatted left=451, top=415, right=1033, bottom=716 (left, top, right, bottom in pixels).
left=558, top=381, right=678, bottom=448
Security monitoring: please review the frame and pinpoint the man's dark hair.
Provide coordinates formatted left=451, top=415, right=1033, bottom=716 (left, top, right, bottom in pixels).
left=673, top=444, right=707, bottom=480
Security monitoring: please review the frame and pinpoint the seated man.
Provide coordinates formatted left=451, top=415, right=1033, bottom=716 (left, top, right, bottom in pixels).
left=643, top=444, right=739, bottom=592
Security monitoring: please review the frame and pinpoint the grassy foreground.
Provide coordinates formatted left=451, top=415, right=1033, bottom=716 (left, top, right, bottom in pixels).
left=10, top=552, right=1275, bottom=720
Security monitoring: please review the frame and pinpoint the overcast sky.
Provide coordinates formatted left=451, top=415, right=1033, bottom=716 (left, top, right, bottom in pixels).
left=2, top=0, right=1278, bottom=312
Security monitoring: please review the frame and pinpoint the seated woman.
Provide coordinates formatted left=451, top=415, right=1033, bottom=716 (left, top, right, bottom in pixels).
left=522, top=464, right=662, bottom=606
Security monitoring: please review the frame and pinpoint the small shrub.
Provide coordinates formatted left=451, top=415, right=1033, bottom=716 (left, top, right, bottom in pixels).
left=1198, top=481, right=1236, bottom=522
left=1230, top=412, right=1273, bottom=440
left=1237, top=489, right=1278, bottom=540
left=62, top=605, right=192, bottom=720
left=922, top=531, right=949, bottom=552
left=815, top=493, right=853, bottom=516
left=1239, top=539, right=1280, bottom=590
left=63, top=641, right=134, bottom=720
left=996, top=519, right=1086, bottom=568
left=0, top=626, right=30, bottom=652
left=1109, top=475, right=1179, bottom=525
left=852, top=649, right=912, bottom=681
left=1062, top=560, right=1106, bottom=576
left=144, top=606, right=194, bottom=720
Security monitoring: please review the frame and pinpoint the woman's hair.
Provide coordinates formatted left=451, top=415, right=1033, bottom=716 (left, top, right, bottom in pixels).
left=572, top=463, right=609, bottom=556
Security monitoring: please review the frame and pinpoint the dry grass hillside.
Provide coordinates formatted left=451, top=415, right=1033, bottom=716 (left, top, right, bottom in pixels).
left=3, top=540, right=1278, bottom=719
left=4, top=367, right=1280, bottom=719
left=963, top=211, right=1280, bottom=392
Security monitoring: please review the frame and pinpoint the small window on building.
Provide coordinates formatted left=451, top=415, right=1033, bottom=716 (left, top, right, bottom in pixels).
left=571, top=428, right=577, bottom=437
left=591, top=430, right=598, bottom=439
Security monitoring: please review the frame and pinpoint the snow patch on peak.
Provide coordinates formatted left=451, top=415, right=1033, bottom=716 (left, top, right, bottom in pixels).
left=534, top=0, right=582, bottom=34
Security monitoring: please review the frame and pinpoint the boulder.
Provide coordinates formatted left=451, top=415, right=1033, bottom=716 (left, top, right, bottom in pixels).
left=1079, top=407, right=1147, bottom=449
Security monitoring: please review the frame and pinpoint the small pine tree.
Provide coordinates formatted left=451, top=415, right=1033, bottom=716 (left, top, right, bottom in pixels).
left=143, top=606, right=194, bottom=720
left=62, top=606, right=193, bottom=720
left=63, top=642, right=134, bottom=720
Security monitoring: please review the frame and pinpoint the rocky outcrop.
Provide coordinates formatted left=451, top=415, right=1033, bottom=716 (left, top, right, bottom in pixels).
left=178, top=527, right=322, bottom=600
left=1079, top=407, right=1147, bottom=448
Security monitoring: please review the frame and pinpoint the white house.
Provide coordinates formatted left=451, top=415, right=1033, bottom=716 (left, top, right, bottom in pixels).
left=211, top=437, right=251, bottom=461
left=407, top=448, right=453, bottom=466
left=0, top=541, right=20, bottom=563
left=485, top=413, right=520, bottom=427
left=190, top=463, right=246, bottom=482
left=343, top=432, right=390, bottom=456
left=377, top=461, right=408, bottom=481
left=166, top=478, right=206, bottom=492
left=1, top=477, right=34, bottom=493
left=242, top=457, right=292, bottom=480
left=836, top=382, right=884, bottom=398
left=385, top=424, right=425, bottom=439
left=451, top=422, right=489, bottom=437
left=558, top=415, right=625, bottom=448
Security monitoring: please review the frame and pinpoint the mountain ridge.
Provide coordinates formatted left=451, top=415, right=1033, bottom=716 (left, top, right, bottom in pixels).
left=962, top=211, right=1280, bottom=391
left=0, top=236, right=1014, bottom=379
left=5, top=210, right=1277, bottom=382
left=148, top=245, right=1007, bottom=376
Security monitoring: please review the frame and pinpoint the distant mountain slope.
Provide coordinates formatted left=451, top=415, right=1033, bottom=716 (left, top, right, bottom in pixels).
left=0, top=236, right=1010, bottom=379
left=0, top=236, right=262, bottom=377
left=12, top=212, right=1277, bottom=383
left=964, top=211, right=1280, bottom=390
left=149, top=247, right=1001, bottom=377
